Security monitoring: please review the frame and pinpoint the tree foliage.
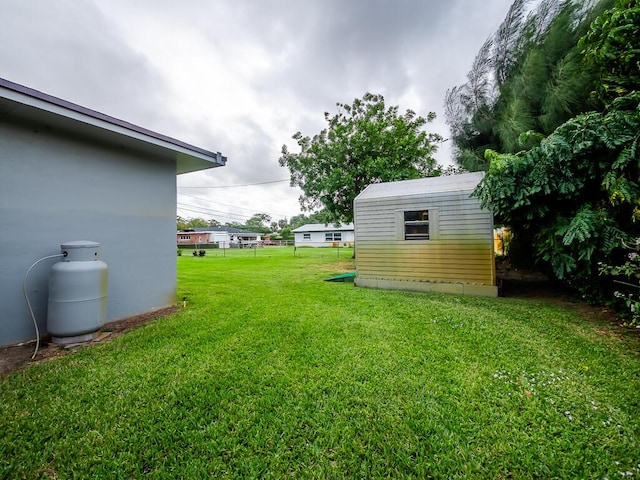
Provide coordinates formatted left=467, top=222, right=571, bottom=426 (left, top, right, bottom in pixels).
left=243, top=213, right=272, bottom=234
left=474, top=0, right=640, bottom=298
left=177, top=216, right=218, bottom=230
left=289, top=210, right=335, bottom=229
left=279, top=93, right=443, bottom=224
left=476, top=99, right=639, bottom=280
left=580, top=0, right=640, bottom=104
left=178, top=213, right=275, bottom=234
left=445, top=0, right=614, bottom=171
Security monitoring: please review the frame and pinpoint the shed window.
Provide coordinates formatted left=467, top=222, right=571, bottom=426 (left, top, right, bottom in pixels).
left=303, top=233, right=311, bottom=240
left=404, top=210, right=429, bottom=240
left=179, top=235, right=191, bottom=240
left=325, top=232, right=342, bottom=241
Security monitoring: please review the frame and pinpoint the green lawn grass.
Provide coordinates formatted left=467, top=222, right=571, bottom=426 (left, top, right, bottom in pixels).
left=1, top=247, right=639, bottom=478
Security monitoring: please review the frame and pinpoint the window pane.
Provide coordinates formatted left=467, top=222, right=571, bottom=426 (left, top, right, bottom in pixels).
left=334, top=233, right=342, bottom=241
left=325, top=233, right=332, bottom=241
left=404, top=211, right=429, bottom=222
left=404, top=210, right=429, bottom=240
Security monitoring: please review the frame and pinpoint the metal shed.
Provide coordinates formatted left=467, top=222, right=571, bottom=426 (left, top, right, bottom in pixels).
left=353, top=172, right=498, bottom=297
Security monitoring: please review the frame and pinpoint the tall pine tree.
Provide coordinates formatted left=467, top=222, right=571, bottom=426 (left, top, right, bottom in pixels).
left=445, top=0, right=614, bottom=171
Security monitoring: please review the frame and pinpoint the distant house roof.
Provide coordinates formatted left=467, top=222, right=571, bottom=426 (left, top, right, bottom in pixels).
left=291, top=223, right=354, bottom=233
left=356, top=172, right=484, bottom=200
left=180, top=227, right=262, bottom=236
left=0, top=77, right=226, bottom=174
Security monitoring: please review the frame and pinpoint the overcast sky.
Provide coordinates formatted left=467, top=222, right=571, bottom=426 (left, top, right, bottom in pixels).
left=1, top=0, right=513, bottom=224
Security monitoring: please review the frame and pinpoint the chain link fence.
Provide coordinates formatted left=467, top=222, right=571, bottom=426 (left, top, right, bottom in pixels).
left=178, top=243, right=353, bottom=259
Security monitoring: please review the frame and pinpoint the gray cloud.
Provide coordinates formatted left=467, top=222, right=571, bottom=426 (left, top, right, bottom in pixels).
left=1, top=0, right=514, bottom=221
left=1, top=0, right=173, bottom=131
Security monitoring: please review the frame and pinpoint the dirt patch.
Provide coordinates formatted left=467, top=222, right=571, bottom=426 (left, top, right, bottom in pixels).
left=498, top=261, right=640, bottom=345
left=315, top=261, right=356, bottom=273
left=0, top=306, right=179, bottom=376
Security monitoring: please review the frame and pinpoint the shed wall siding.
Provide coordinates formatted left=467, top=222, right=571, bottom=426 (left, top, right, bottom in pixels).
left=354, top=189, right=496, bottom=290
left=0, top=118, right=177, bottom=346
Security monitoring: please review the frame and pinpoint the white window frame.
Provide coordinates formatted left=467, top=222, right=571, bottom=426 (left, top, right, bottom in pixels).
left=396, top=208, right=438, bottom=241
left=324, top=232, right=343, bottom=241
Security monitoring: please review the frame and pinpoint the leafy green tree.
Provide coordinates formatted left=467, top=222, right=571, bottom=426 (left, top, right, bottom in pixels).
left=289, top=210, right=335, bottom=229
left=476, top=103, right=639, bottom=282
left=580, top=0, right=640, bottom=103
left=224, top=221, right=245, bottom=230
left=245, top=213, right=271, bottom=232
left=177, top=216, right=188, bottom=230
left=279, top=227, right=293, bottom=240
left=289, top=214, right=307, bottom=229
left=177, top=217, right=211, bottom=229
left=222, top=214, right=273, bottom=234
left=474, top=0, right=640, bottom=298
left=279, top=92, right=443, bottom=224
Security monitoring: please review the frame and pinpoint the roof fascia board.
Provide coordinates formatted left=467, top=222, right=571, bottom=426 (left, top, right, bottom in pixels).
left=0, top=78, right=226, bottom=169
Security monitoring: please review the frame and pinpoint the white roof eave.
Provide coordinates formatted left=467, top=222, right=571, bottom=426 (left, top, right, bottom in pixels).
left=0, top=78, right=226, bottom=175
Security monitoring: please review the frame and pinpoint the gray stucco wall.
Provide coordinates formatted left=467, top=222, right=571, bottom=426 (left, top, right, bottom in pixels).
left=0, top=117, right=177, bottom=347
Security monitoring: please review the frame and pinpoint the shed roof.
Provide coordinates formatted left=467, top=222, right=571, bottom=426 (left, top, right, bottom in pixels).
left=0, top=78, right=226, bottom=174
left=355, top=172, right=484, bottom=200
left=291, top=223, right=354, bottom=233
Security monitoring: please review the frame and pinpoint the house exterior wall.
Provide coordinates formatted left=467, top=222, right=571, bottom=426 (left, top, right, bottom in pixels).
left=354, top=186, right=497, bottom=297
left=0, top=116, right=178, bottom=346
left=177, top=233, right=210, bottom=245
left=294, top=230, right=355, bottom=247
left=209, top=232, right=230, bottom=246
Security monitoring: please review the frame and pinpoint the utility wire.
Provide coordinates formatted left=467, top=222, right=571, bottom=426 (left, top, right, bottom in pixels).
left=177, top=204, right=251, bottom=222
left=177, top=202, right=251, bottom=218
left=177, top=192, right=291, bottom=218
left=177, top=179, right=289, bottom=188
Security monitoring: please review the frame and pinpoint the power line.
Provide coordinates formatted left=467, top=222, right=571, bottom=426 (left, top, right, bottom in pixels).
left=177, top=201, right=292, bottom=223
left=178, top=179, right=289, bottom=189
left=177, top=192, right=291, bottom=218
left=176, top=203, right=252, bottom=222
left=177, top=202, right=250, bottom=219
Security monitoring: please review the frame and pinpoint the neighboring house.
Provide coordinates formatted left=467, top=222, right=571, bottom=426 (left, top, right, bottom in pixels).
left=177, top=231, right=214, bottom=246
left=353, top=172, right=498, bottom=297
left=292, top=223, right=355, bottom=247
left=177, top=227, right=262, bottom=248
left=0, top=78, right=226, bottom=347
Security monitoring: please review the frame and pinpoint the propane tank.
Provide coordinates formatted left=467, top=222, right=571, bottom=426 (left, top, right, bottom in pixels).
left=47, top=241, right=108, bottom=344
